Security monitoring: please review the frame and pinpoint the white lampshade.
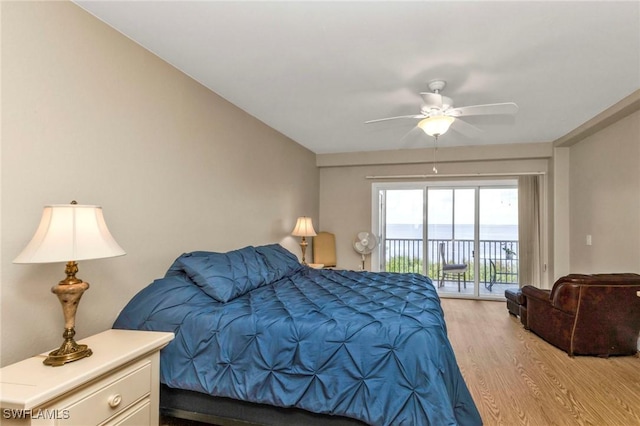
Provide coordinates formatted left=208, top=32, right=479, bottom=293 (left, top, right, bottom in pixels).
left=14, top=204, right=126, bottom=264
left=418, top=116, right=455, bottom=137
left=291, top=216, right=317, bottom=237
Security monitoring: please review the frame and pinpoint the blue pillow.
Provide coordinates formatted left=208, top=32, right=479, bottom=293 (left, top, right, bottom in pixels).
left=174, top=246, right=270, bottom=303
left=255, top=244, right=303, bottom=283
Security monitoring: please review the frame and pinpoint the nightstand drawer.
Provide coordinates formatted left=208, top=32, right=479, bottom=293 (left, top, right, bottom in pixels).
left=62, top=359, right=151, bottom=426
left=105, top=399, right=150, bottom=426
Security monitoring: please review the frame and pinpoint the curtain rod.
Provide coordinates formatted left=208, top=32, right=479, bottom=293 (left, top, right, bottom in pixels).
left=365, top=171, right=546, bottom=179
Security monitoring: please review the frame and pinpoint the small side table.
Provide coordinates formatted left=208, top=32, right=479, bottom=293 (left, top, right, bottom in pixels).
left=0, top=329, right=174, bottom=425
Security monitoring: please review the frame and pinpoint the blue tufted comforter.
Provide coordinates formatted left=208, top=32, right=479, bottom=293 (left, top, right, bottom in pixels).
left=113, top=244, right=481, bottom=426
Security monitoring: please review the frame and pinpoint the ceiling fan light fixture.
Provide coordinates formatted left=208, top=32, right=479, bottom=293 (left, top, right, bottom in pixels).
left=418, top=116, right=455, bottom=137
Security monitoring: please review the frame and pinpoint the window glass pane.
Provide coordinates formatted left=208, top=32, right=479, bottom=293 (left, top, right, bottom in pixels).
left=479, top=188, right=518, bottom=240
left=479, top=187, right=519, bottom=288
left=385, top=189, right=423, bottom=238
left=427, top=189, right=452, bottom=240
left=384, top=189, right=424, bottom=274
left=454, top=189, right=475, bottom=240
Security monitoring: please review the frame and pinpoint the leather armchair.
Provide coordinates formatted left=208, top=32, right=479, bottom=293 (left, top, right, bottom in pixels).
left=521, top=273, right=640, bottom=357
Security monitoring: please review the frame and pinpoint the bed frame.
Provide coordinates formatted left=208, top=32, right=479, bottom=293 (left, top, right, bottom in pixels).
left=160, top=385, right=368, bottom=426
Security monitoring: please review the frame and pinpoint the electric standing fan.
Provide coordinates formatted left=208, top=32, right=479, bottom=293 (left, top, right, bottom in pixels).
left=352, top=232, right=378, bottom=271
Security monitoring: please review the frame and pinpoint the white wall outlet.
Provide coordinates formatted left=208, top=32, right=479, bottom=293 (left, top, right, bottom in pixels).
left=586, top=235, right=592, bottom=246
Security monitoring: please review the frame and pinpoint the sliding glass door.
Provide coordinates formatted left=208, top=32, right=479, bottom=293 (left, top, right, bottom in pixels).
left=374, top=180, right=519, bottom=299
left=381, top=189, right=424, bottom=274
left=427, top=188, right=476, bottom=296
left=478, top=187, right=519, bottom=296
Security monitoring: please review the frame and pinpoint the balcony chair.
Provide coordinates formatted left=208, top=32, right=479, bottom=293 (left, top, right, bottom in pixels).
left=521, top=273, right=640, bottom=357
left=438, top=242, right=468, bottom=292
left=486, top=259, right=498, bottom=291
left=312, top=231, right=337, bottom=268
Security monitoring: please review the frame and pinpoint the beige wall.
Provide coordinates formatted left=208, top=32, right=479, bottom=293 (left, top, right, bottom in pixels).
left=568, top=110, right=640, bottom=273
left=319, top=143, right=552, bottom=277
left=1, top=1, right=318, bottom=365
left=552, top=147, right=570, bottom=279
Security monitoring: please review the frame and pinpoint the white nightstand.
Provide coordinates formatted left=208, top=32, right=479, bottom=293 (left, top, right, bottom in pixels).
left=0, top=329, right=174, bottom=425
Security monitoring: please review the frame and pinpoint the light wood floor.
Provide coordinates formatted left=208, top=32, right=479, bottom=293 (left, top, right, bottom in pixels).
left=441, top=298, right=640, bottom=426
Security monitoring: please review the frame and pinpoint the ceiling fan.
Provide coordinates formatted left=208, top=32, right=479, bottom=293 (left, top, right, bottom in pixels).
left=365, top=80, right=519, bottom=138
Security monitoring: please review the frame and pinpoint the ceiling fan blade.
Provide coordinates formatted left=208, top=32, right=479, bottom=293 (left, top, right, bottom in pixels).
left=450, top=102, right=519, bottom=117
left=451, top=118, right=483, bottom=137
left=399, top=126, right=425, bottom=148
left=420, top=92, right=443, bottom=108
left=365, top=114, right=425, bottom=124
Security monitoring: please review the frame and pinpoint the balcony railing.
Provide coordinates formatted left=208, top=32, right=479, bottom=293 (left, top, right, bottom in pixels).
left=384, top=238, right=519, bottom=288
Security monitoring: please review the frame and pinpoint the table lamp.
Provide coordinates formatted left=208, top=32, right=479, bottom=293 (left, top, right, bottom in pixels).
left=291, top=216, right=316, bottom=265
left=13, top=201, right=125, bottom=366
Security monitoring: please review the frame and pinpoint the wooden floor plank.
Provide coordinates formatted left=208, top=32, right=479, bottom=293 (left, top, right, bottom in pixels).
left=441, top=298, right=640, bottom=426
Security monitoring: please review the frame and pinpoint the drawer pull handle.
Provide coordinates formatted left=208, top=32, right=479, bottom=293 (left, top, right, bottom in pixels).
left=108, top=394, right=122, bottom=408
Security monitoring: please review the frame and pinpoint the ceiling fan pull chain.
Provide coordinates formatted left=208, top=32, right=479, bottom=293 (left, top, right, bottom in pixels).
left=432, top=135, right=439, bottom=174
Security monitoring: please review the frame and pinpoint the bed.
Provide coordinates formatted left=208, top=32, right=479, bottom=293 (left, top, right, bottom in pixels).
left=113, top=244, right=482, bottom=426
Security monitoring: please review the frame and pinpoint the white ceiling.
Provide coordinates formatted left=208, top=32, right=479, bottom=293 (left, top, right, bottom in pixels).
left=74, top=1, right=640, bottom=154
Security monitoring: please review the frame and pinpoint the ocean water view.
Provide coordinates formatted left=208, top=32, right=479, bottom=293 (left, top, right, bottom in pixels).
left=384, top=223, right=519, bottom=267
left=386, top=223, right=518, bottom=241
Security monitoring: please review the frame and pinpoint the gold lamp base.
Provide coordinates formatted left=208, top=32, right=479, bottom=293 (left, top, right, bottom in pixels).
left=299, top=236, right=309, bottom=265
left=44, top=328, right=92, bottom=366
left=44, top=261, right=93, bottom=367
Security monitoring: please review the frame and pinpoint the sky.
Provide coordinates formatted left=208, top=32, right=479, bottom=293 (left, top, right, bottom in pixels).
left=386, top=187, right=518, bottom=226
